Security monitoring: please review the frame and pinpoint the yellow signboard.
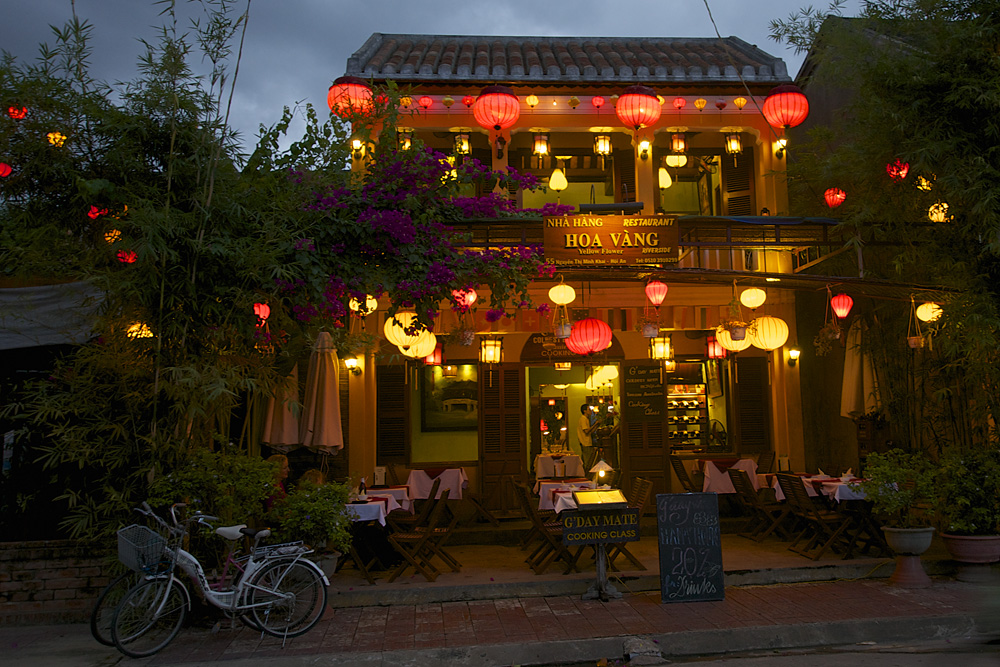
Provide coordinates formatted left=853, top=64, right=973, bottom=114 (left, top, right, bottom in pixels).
left=543, top=214, right=680, bottom=266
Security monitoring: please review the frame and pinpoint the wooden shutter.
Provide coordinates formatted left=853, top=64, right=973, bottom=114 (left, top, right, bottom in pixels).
left=734, top=356, right=770, bottom=454
left=614, top=149, right=636, bottom=202
left=621, top=418, right=669, bottom=505
left=479, top=364, right=524, bottom=512
left=375, top=365, right=408, bottom=464
left=722, top=145, right=755, bottom=216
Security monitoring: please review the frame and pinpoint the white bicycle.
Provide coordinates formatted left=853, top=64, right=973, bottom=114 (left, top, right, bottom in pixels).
left=110, top=502, right=328, bottom=658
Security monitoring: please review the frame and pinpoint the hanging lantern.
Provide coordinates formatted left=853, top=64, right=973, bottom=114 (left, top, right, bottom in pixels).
left=442, top=365, right=458, bottom=377
left=591, top=96, right=605, bottom=110
left=658, top=167, right=672, bottom=189
left=7, top=106, right=26, bottom=120
left=47, top=132, right=66, bottom=147
left=830, top=293, right=853, bottom=319
left=739, top=287, right=766, bottom=310
left=473, top=85, right=520, bottom=131
left=479, top=335, right=503, bottom=364
left=672, top=97, right=686, bottom=110
left=649, top=335, right=671, bottom=360
left=442, top=95, right=455, bottom=108
left=694, top=98, right=708, bottom=111
left=401, top=331, right=437, bottom=358
left=461, top=95, right=475, bottom=108
left=706, top=335, right=727, bottom=359
left=525, top=94, right=539, bottom=109
left=733, top=96, right=748, bottom=110
left=644, top=280, right=668, bottom=307
left=762, top=83, right=809, bottom=129
left=349, top=294, right=378, bottom=316
left=749, top=316, right=789, bottom=351
left=253, top=303, right=270, bottom=325
left=397, top=130, right=412, bottom=151
left=665, top=154, right=687, bottom=168
left=928, top=202, right=951, bottom=223
left=383, top=311, right=427, bottom=348
left=568, top=96, right=580, bottom=109
left=399, top=96, right=412, bottom=108
left=532, top=133, right=550, bottom=156
left=715, top=324, right=752, bottom=352
left=126, top=322, right=154, bottom=339
left=104, top=229, right=121, bottom=243
left=452, top=287, right=478, bottom=310
left=327, top=76, right=373, bottom=117
left=454, top=132, right=471, bottom=155
left=886, top=159, right=910, bottom=182
left=615, top=85, right=661, bottom=130
left=548, top=167, right=568, bottom=192
left=671, top=133, right=686, bottom=153
left=916, top=175, right=934, bottom=191
left=824, top=188, right=847, bottom=208
left=715, top=99, right=727, bottom=111
left=417, top=95, right=433, bottom=110
left=593, top=134, right=612, bottom=156
left=725, top=132, right=742, bottom=155
left=916, top=302, right=942, bottom=322
left=549, top=282, right=576, bottom=305
left=0, top=163, right=11, bottom=178
left=117, top=250, right=137, bottom=263
left=566, top=318, right=612, bottom=356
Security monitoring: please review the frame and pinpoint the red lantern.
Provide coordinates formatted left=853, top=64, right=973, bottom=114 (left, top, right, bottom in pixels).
left=87, top=205, right=108, bottom=219
left=566, top=317, right=612, bottom=356
left=831, top=293, right=853, bottom=319
left=824, top=188, right=847, bottom=208
left=417, top=95, right=433, bottom=110
left=762, top=84, right=809, bottom=129
left=672, top=97, right=686, bottom=110
left=706, top=335, right=727, bottom=359
left=327, top=76, right=373, bottom=117
left=644, top=280, right=669, bottom=307
left=452, top=287, right=477, bottom=309
left=886, top=159, right=909, bottom=182
left=7, top=106, right=26, bottom=120
left=253, top=303, right=270, bottom=324
left=473, top=85, right=520, bottom=131
left=591, top=96, right=605, bottom=109
left=0, top=163, right=11, bottom=178
left=424, top=341, right=443, bottom=366
left=461, top=95, right=475, bottom=108
left=117, top=250, right=137, bottom=264
left=615, top=85, right=661, bottom=130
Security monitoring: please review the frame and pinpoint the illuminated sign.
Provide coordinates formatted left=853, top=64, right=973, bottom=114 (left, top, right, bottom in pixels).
left=543, top=214, right=680, bottom=267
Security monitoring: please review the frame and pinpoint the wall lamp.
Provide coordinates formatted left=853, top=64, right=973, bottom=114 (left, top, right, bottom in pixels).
left=454, top=132, right=471, bottom=155
left=351, top=138, right=365, bottom=159
left=495, top=135, right=507, bottom=159
left=775, top=137, right=788, bottom=160
left=344, top=355, right=362, bottom=376
left=788, top=346, right=801, bottom=367
left=638, top=139, right=651, bottom=161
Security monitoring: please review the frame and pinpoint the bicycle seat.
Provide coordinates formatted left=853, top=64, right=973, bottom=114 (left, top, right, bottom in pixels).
left=215, top=524, right=248, bottom=540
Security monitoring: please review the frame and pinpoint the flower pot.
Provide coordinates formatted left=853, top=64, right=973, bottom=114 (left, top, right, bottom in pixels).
left=907, top=336, right=925, bottom=349
left=882, top=526, right=935, bottom=588
left=730, top=325, right=747, bottom=341
left=641, top=323, right=658, bottom=338
left=456, top=330, right=475, bottom=346
left=942, top=534, right=1000, bottom=583
left=314, top=551, right=342, bottom=579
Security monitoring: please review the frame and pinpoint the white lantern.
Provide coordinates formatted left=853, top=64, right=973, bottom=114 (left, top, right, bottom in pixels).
left=740, top=287, right=767, bottom=310
left=349, top=294, right=378, bottom=316
left=916, top=302, right=942, bottom=322
left=400, top=331, right=436, bottom=358
left=548, top=283, right=576, bottom=305
left=715, top=325, right=752, bottom=352
left=749, top=316, right=789, bottom=351
left=384, top=312, right=426, bottom=348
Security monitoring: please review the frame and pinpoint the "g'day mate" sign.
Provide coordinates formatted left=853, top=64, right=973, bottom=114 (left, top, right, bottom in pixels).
left=543, top=214, right=680, bottom=267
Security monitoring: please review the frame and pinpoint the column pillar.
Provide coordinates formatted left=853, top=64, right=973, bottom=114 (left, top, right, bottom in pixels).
left=632, top=128, right=656, bottom=214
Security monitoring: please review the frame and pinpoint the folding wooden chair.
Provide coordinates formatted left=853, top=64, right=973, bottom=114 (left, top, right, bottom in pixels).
left=756, top=451, right=776, bottom=474
left=512, top=482, right=580, bottom=575
left=728, top=468, right=794, bottom=542
left=386, top=489, right=452, bottom=582
left=386, top=478, right=440, bottom=532
left=607, top=477, right=653, bottom=571
left=669, top=455, right=700, bottom=493
left=777, top=473, right=852, bottom=560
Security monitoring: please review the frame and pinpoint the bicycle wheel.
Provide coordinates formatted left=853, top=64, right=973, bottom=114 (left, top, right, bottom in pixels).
left=247, top=560, right=327, bottom=638
left=90, top=571, right=142, bottom=646
left=111, top=578, right=187, bottom=658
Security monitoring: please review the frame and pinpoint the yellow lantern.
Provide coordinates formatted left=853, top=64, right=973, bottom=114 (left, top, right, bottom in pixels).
left=749, top=316, right=789, bottom=351
left=126, top=322, right=154, bottom=339
left=694, top=98, right=708, bottom=111
left=104, top=229, right=121, bottom=244
left=733, top=96, right=748, bottom=110
left=400, top=331, right=436, bottom=358
left=548, top=167, right=568, bottom=192
left=739, top=287, right=767, bottom=310
left=658, top=167, right=672, bottom=189
left=349, top=294, right=378, bottom=316
left=928, top=202, right=951, bottom=223
left=47, top=131, right=66, bottom=147
left=480, top=336, right=503, bottom=364
left=715, top=324, right=752, bottom=352
left=383, top=311, right=427, bottom=348
left=526, top=94, right=539, bottom=109
left=649, top=336, right=672, bottom=360
left=665, top=154, right=687, bottom=168
left=593, top=134, right=612, bottom=156
left=916, top=302, right=942, bottom=322
left=548, top=282, right=576, bottom=306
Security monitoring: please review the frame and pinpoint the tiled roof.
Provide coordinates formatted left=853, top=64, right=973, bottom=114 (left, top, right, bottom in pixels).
left=346, top=34, right=789, bottom=84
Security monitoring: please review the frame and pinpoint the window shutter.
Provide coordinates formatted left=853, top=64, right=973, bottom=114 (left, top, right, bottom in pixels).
left=734, top=356, right=769, bottom=454
left=479, top=364, right=524, bottom=512
left=722, top=145, right=755, bottom=216
left=615, top=149, right=636, bottom=202
left=376, top=365, right=408, bottom=464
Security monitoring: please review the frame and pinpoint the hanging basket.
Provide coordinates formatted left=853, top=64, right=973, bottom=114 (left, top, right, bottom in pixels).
left=641, top=322, right=659, bottom=338
left=907, top=335, right=925, bottom=349
left=729, top=324, right=747, bottom=341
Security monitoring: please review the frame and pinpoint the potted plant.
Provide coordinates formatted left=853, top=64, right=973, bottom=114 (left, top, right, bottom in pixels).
left=937, top=446, right=1000, bottom=580
left=859, top=448, right=937, bottom=587
left=267, top=480, right=353, bottom=577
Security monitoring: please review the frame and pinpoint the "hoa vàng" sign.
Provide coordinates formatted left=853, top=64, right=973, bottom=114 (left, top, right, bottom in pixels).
left=543, top=214, right=680, bottom=267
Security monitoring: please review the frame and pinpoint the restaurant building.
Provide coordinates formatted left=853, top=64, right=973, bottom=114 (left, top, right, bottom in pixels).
left=330, top=34, right=864, bottom=513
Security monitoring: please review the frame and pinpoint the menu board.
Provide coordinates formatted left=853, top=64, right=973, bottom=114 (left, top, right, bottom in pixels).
left=622, top=362, right=664, bottom=422
left=655, top=493, right=724, bottom=603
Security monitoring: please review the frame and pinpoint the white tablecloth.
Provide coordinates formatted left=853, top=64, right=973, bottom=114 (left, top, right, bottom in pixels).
left=368, top=485, right=412, bottom=512
left=345, top=494, right=402, bottom=526
left=701, top=458, right=759, bottom=494
left=533, top=454, right=585, bottom=479
left=535, top=479, right=595, bottom=511
left=406, top=468, right=469, bottom=500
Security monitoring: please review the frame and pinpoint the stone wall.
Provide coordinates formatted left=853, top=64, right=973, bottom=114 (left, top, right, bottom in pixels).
left=0, top=540, right=111, bottom=626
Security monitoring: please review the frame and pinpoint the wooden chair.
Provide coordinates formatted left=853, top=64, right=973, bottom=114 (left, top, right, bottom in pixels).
left=756, top=451, right=776, bottom=474
left=669, top=455, right=700, bottom=493
left=728, top=468, right=793, bottom=542
left=776, top=473, right=852, bottom=560
left=512, top=481, right=580, bottom=575
left=606, top=477, right=653, bottom=571
left=386, top=489, right=452, bottom=582
left=386, top=478, right=440, bottom=532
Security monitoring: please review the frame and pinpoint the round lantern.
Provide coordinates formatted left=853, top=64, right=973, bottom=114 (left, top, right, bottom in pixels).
left=327, top=76, right=373, bottom=117
left=916, top=302, right=942, bottom=322
left=117, top=250, right=137, bottom=264
left=7, top=106, right=27, bottom=120
left=401, top=331, right=436, bottom=358
left=383, top=311, right=427, bottom=348
left=462, top=95, right=475, bottom=108
left=417, top=95, right=433, bottom=110
left=886, top=159, right=910, bottom=182
left=762, top=84, right=809, bottom=129
left=830, top=293, right=853, bottom=319
left=349, top=294, right=378, bottom=316
left=644, top=280, right=668, bottom=307
left=715, top=325, right=752, bottom=352
left=0, top=163, right=11, bottom=178
left=615, top=85, right=661, bottom=130
left=253, top=303, right=270, bottom=323
left=473, top=85, right=520, bottom=131
left=740, top=287, right=767, bottom=310
left=706, top=335, right=727, bottom=359
left=548, top=282, right=576, bottom=306
left=928, top=202, right=950, bottom=223
left=591, top=96, right=605, bottom=109
left=824, top=188, right=847, bottom=208
left=672, top=97, right=686, bottom=110
left=749, top=316, right=789, bottom=351
left=566, top=318, right=612, bottom=356
left=452, top=288, right=478, bottom=310
left=442, top=96, right=454, bottom=108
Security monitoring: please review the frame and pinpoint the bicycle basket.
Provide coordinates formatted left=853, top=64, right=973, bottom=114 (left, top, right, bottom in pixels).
left=117, top=524, right=167, bottom=573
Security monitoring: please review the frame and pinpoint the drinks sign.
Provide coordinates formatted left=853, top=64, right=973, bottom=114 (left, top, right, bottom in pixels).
left=656, top=492, right=724, bottom=603
left=543, top=214, right=680, bottom=267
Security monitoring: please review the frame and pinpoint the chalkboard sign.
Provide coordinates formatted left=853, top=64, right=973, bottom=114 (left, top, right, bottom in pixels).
left=655, top=492, right=724, bottom=603
left=622, top=363, right=664, bottom=422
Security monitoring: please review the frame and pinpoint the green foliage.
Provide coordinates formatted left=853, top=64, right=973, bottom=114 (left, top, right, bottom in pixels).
left=859, top=448, right=936, bottom=528
left=266, top=481, right=351, bottom=553
left=937, top=446, right=1000, bottom=535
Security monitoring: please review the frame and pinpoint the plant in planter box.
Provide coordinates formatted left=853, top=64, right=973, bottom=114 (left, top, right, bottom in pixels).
left=936, top=446, right=1000, bottom=568
left=266, top=480, right=352, bottom=557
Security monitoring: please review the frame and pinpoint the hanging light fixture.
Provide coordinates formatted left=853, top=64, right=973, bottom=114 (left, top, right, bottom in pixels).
left=327, top=76, right=373, bottom=117
left=417, top=95, right=433, bottom=110
left=479, top=335, right=503, bottom=364
left=824, top=188, right=847, bottom=208
left=473, top=85, right=520, bottom=132
left=615, top=85, right=661, bottom=130
left=886, top=159, right=910, bottom=182
left=916, top=302, right=942, bottom=322
left=715, top=324, right=752, bottom=352
left=749, top=316, right=789, bottom=351
left=399, top=331, right=436, bottom=358
left=533, top=133, right=550, bottom=156
left=549, top=166, right=568, bottom=192
left=740, top=287, right=767, bottom=310
left=253, top=303, right=270, bottom=327
left=649, top=335, right=672, bottom=360
left=454, top=132, right=471, bottom=155
left=593, top=134, right=612, bottom=156
left=566, top=318, right=612, bottom=356
left=830, top=293, right=853, bottom=319
left=658, top=166, right=672, bottom=189
left=671, top=133, right=687, bottom=153
left=725, top=132, right=742, bottom=155
left=525, top=94, right=539, bottom=109
left=645, top=280, right=669, bottom=308
left=397, top=130, right=412, bottom=151
left=665, top=154, right=687, bottom=168
left=349, top=294, right=378, bottom=316
left=706, top=335, right=727, bottom=359
left=424, top=341, right=444, bottom=366
left=383, top=312, right=426, bottom=347
left=928, top=202, right=951, bottom=223
left=762, top=83, right=809, bottom=130
left=452, top=288, right=477, bottom=311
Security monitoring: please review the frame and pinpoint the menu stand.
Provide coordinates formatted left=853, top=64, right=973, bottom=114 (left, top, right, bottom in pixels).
left=565, top=489, right=633, bottom=603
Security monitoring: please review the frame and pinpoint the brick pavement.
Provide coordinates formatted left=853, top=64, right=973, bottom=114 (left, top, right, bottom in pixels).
left=136, top=579, right=986, bottom=665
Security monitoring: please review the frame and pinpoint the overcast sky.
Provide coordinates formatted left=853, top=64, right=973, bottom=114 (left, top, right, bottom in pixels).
left=1, top=0, right=858, bottom=153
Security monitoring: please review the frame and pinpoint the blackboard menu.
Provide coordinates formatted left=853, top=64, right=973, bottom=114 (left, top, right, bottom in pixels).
left=622, top=363, right=664, bottom=422
left=655, top=493, right=724, bottom=603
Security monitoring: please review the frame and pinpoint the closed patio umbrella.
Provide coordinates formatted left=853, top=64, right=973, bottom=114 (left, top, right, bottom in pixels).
left=299, top=331, right=344, bottom=454
left=841, top=320, right=879, bottom=419
left=262, top=364, right=301, bottom=453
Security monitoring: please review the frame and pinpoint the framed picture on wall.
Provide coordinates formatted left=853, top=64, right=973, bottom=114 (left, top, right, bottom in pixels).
left=420, top=364, right=479, bottom=432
